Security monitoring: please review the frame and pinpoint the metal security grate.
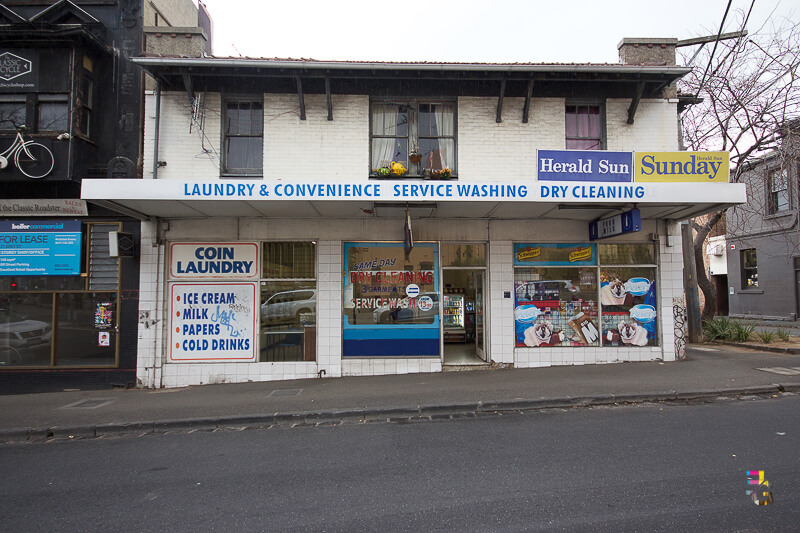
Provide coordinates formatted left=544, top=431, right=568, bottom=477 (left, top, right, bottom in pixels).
left=88, top=223, right=120, bottom=290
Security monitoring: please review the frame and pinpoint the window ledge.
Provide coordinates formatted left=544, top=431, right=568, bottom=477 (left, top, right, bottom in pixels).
left=369, top=175, right=457, bottom=181
left=764, top=210, right=795, bottom=220
left=737, top=289, right=764, bottom=294
left=220, top=173, right=263, bottom=179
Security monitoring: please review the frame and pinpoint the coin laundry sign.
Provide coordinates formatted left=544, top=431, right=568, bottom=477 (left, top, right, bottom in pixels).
left=170, top=243, right=259, bottom=279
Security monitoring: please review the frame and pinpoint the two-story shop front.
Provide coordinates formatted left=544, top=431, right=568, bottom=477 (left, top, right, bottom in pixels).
left=81, top=40, right=745, bottom=388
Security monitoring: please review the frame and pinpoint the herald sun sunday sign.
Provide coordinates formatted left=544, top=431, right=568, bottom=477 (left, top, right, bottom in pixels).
left=634, top=152, right=729, bottom=183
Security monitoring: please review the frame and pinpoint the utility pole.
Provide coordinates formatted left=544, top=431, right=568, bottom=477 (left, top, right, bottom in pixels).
left=681, top=222, right=702, bottom=342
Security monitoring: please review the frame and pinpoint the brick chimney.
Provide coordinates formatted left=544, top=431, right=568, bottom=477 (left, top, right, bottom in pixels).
left=617, top=38, right=678, bottom=66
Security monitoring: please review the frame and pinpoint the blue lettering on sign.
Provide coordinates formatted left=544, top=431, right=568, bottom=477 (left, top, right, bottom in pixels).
left=542, top=185, right=645, bottom=201
left=184, top=183, right=256, bottom=197
left=538, top=150, right=633, bottom=182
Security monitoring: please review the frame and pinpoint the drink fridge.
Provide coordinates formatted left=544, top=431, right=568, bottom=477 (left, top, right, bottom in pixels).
left=443, top=294, right=465, bottom=342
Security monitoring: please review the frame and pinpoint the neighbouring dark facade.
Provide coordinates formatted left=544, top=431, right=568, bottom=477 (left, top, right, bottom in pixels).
left=727, top=119, right=800, bottom=320
left=0, top=0, right=143, bottom=392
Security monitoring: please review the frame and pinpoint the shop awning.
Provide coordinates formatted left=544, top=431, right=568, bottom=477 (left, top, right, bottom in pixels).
left=81, top=179, right=746, bottom=224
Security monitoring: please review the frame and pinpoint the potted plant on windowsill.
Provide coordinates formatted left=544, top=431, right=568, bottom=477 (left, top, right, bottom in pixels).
left=408, top=145, right=422, bottom=165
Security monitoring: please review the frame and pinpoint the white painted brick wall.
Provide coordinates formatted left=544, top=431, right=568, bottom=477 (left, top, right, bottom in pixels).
left=458, top=97, right=564, bottom=181
left=263, top=94, right=368, bottom=180
left=143, top=91, right=222, bottom=180
left=143, top=93, right=679, bottom=182
left=143, top=92, right=367, bottom=180
left=607, top=98, right=679, bottom=151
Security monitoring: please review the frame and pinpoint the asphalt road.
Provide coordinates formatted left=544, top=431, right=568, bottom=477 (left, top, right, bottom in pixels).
left=1, top=395, right=798, bottom=532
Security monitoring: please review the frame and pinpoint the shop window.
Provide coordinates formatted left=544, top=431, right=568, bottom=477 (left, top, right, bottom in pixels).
left=599, top=267, right=658, bottom=347
left=514, top=268, right=599, bottom=347
left=0, top=297, right=53, bottom=368
left=37, top=94, right=69, bottom=133
left=767, top=168, right=790, bottom=214
left=370, top=100, right=456, bottom=177
left=260, top=242, right=316, bottom=362
left=513, top=243, right=658, bottom=349
left=565, top=102, right=604, bottom=150
left=343, top=242, right=440, bottom=357
left=741, top=249, right=758, bottom=288
left=599, top=243, right=655, bottom=265
left=222, top=95, right=263, bottom=176
left=441, top=243, right=486, bottom=267
left=0, top=95, right=26, bottom=131
left=0, top=222, right=122, bottom=368
left=56, top=293, right=117, bottom=366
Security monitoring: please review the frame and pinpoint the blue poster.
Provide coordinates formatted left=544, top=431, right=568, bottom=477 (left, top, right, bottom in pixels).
left=538, top=150, right=633, bottom=182
left=0, top=220, right=82, bottom=276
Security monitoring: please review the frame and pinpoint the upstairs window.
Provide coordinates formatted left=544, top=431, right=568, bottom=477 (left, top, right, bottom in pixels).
left=565, top=103, right=604, bottom=150
left=370, top=100, right=456, bottom=177
left=37, top=94, right=69, bottom=132
left=0, top=95, right=27, bottom=131
left=222, top=95, right=263, bottom=176
left=1, top=94, right=70, bottom=134
left=767, top=168, right=790, bottom=214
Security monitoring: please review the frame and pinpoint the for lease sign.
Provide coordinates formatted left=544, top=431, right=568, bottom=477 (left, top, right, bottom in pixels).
left=0, top=220, right=81, bottom=276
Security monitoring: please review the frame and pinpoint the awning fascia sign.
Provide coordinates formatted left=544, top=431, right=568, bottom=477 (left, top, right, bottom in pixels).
left=81, top=178, right=746, bottom=205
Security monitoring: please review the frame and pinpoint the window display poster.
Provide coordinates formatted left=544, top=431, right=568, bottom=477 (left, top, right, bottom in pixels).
left=98, top=331, right=110, bottom=347
left=514, top=243, right=596, bottom=266
left=514, top=269, right=600, bottom=347
left=169, top=282, right=257, bottom=361
left=94, top=301, right=114, bottom=329
left=342, top=242, right=439, bottom=357
left=600, top=269, right=658, bottom=347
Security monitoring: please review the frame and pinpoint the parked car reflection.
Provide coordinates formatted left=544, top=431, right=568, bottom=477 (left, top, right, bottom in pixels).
left=0, top=308, right=52, bottom=366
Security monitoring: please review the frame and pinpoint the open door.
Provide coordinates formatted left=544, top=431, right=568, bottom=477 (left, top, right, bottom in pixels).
left=475, top=270, right=486, bottom=361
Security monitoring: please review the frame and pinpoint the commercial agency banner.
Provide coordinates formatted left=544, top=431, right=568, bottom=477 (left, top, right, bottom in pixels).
left=0, top=220, right=81, bottom=276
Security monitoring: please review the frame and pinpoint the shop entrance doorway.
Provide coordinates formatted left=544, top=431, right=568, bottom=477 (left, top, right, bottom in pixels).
left=442, top=268, right=487, bottom=366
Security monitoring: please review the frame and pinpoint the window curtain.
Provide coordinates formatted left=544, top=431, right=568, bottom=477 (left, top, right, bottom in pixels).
left=433, top=104, right=455, bottom=169
left=372, top=104, right=398, bottom=168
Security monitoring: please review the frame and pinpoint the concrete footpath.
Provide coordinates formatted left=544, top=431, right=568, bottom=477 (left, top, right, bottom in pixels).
left=2, top=344, right=800, bottom=443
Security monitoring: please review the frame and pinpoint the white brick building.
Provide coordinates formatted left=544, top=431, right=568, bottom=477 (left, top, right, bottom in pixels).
left=82, top=39, right=745, bottom=388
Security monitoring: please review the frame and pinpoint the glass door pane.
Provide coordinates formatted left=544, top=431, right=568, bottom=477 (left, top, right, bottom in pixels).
left=475, top=271, right=485, bottom=360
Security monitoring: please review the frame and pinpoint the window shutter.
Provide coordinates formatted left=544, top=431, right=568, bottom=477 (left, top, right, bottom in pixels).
left=89, top=223, right=120, bottom=290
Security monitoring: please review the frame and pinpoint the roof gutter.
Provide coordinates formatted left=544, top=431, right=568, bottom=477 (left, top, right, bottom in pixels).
left=131, top=56, right=691, bottom=76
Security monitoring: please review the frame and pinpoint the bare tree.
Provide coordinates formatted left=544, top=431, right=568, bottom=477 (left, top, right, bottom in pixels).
left=678, top=9, right=800, bottom=321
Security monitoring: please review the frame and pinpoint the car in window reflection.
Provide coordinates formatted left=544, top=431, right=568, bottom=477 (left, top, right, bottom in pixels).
left=372, top=292, right=439, bottom=324
left=515, top=280, right=581, bottom=302
left=260, top=290, right=316, bottom=326
left=0, top=308, right=52, bottom=365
